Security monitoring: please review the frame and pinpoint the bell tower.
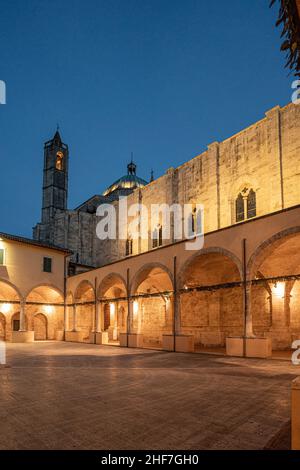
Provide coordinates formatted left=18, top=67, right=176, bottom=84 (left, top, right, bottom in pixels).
left=33, top=129, right=69, bottom=244
left=41, top=129, right=69, bottom=226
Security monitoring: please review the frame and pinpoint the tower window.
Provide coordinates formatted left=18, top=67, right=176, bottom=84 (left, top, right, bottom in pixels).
left=43, top=257, right=52, bottom=273
left=0, top=248, right=5, bottom=265
left=55, top=151, right=64, bottom=171
left=235, top=189, right=256, bottom=223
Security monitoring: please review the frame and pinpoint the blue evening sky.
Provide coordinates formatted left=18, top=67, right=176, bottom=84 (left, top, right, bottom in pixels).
left=0, top=0, right=291, bottom=237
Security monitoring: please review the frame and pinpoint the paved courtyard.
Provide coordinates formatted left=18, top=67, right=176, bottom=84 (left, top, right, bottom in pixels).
left=0, top=341, right=299, bottom=450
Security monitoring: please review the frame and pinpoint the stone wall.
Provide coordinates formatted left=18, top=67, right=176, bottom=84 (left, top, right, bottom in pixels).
left=40, top=102, right=300, bottom=269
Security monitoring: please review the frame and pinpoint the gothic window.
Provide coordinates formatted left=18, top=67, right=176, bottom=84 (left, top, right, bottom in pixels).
left=152, top=228, right=158, bottom=248
left=189, top=208, right=202, bottom=237
left=247, top=189, right=256, bottom=219
left=56, top=151, right=64, bottom=171
left=190, top=209, right=196, bottom=236
left=236, top=193, right=244, bottom=222
left=126, top=238, right=133, bottom=256
left=152, top=225, right=162, bottom=248
left=235, top=189, right=256, bottom=223
left=158, top=225, right=163, bottom=246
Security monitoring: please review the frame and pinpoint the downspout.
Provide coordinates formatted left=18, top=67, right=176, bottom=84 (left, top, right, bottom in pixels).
left=173, top=256, right=177, bottom=352
left=126, top=268, right=130, bottom=347
left=94, top=277, right=97, bottom=344
left=242, top=238, right=247, bottom=357
left=63, top=254, right=69, bottom=342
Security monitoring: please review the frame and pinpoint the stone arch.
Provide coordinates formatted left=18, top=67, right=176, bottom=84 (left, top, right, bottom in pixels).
left=74, top=280, right=95, bottom=340
left=178, top=247, right=243, bottom=289
left=247, top=226, right=300, bottom=278
left=178, top=247, right=243, bottom=350
left=0, top=312, right=6, bottom=340
left=0, top=278, right=22, bottom=301
left=97, top=273, right=128, bottom=342
left=25, top=284, right=64, bottom=303
left=66, top=291, right=74, bottom=304
left=130, top=262, right=173, bottom=295
left=25, top=285, right=64, bottom=341
left=129, top=263, right=174, bottom=349
left=33, top=313, right=48, bottom=340
left=97, top=273, right=127, bottom=299
left=247, top=226, right=300, bottom=350
left=74, top=280, right=95, bottom=302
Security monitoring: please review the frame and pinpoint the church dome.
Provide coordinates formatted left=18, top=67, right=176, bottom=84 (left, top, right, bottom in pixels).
left=103, top=160, right=148, bottom=197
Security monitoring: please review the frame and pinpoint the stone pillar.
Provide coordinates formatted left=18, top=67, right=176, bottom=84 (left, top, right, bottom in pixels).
left=292, top=377, right=300, bottom=450
left=95, top=301, right=102, bottom=332
left=265, top=106, right=284, bottom=210
left=245, top=281, right=254, bottom=337
left=127, top=299, right=133, bottom=335
left=72, top=304, right=77, bottom=332
left=19, top=300, right=26, bottom=331
left=92, top=300, right=96, bottom=332
left=174, top=292, right=181, bottom=337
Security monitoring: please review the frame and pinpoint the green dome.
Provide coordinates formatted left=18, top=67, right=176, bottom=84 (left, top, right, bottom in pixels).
left=103, top=161, right=148, bottom=196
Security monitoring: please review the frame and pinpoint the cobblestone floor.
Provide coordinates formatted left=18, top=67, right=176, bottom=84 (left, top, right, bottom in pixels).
left=0, top=341, right=299, bottom=450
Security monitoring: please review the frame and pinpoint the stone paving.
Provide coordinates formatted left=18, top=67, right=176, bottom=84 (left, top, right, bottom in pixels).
left=0, top=341, right=299, bottom=450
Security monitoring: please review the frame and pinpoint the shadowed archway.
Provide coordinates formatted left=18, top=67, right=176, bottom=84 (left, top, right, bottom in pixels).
left=178, top=248, right=243, bottom=350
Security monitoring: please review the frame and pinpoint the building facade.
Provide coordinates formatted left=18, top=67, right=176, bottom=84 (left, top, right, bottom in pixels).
left=0, top=233, right=68, bottom=342
left=0, top=101, right=299, bottom=354
left=34, top=103, right=300, bottom=271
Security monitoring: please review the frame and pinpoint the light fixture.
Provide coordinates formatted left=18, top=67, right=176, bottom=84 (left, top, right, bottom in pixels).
left=110, top=302, right=115, bottom=319
left=44, top=305, right=53, bottom=314
left=1, top=303, right=11, bottom=313
left=133, top=300, right=139, bottom=316
left=272, top=282, right=284, bottom=297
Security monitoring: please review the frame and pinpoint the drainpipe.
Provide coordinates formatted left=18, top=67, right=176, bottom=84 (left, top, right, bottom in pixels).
left=126, top=268, right=130, bottom=347
left=242, top=238, right=247, bottom=357
left=94, top=277, right=97, bottom=344
left=173, top=256, right=177, bottom=352
left=63, top=254, right=69, bottom=342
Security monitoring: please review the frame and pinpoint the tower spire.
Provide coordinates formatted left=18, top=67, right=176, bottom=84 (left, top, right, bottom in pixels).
left=127, top=153, right=136, bottom=175
left=53, top=126, right=62, bottom=144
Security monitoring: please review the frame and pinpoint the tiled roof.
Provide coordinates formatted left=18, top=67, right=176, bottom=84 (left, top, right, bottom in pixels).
left=0, top=232, right=71, bottom=254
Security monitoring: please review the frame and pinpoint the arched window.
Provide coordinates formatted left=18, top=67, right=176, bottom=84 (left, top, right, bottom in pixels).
left=152, top=225, right=163, bottom=248
left=152, top=227, right=158, bottom=248
left=158, top=225, right=163, bottom=246
left=235, top=193, right=244, bottom=222
left=189, top=207, right=203, bottom=237
left=56, top=151, right=64, bottom=170
left=126, top=238, right=133, bottom=256
left=235, top=188, right=256, bottom=223
left=247, top=189, right=256, bottom=219
left=191, top=209, right=196, bottom=236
